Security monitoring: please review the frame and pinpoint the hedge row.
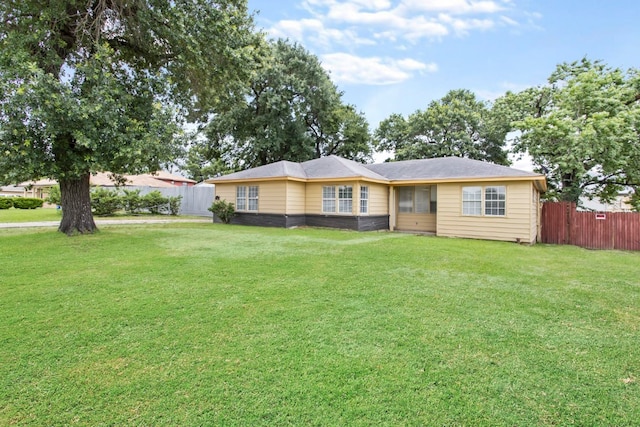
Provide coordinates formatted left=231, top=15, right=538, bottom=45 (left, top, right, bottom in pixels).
left=0, top=197, right=44, bottom=209
left=91, top=188, right=182, bottom=216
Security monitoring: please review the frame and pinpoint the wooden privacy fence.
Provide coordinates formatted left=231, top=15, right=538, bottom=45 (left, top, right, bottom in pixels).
left=541, top=202, right=640, bottom=251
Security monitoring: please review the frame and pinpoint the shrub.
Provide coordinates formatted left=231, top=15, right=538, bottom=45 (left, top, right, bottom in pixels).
left=46, top=185, right=61, bottom=205
left=143, top=191, right=168, bottom=214
left=91, top=187, right=121, bottom=216
left=12, top=197, right=44, bottom=209
left=122, top=189, right=144, bottom=214
left=0, top=197, right=14, bottom=209
left=209, top=199, right=235, bottom=224
left=168, top=196, right=182, bottom=216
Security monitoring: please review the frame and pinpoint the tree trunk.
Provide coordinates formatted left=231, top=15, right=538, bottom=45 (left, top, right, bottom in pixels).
left=58, top=173, right=98, bottom=235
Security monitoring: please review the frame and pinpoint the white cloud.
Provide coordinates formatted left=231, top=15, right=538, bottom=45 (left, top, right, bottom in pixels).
left=268, top=18, right=323, bottom=41
left=268, top=18, right=375, bottom=48
left=263, top=0, right=526, bottom=87
left=271, top=0, right=518, bottom=50
left=399, top=0, right=505, bottom=15
left=500, top=15, right=518, bottom=26
left=321, top=53, right=437, bottom=85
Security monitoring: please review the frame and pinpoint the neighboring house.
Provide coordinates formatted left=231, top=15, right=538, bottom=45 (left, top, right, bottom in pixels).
left=147, top=171, right=196, bottom=187
left=206, top=155, right=547, bottom=243
left=0, top=185, right=25, bottom=197
left=579, top=190, right=634, bottom=212
left=18, top=171, right=190, bottom=199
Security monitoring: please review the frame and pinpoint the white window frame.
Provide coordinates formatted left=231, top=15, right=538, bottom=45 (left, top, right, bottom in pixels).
left=360, top=186, right=369, bottom=214
left=236, top=185, right=258, bottom=212
left=236, top=186, right=247, bottom=211
left=322, top=185, right=353, bottom=214
left=247, top=185, right=259, bottom=212
left=462, top=186, right=482, bottom=216
left=322, top=186, right=336, bottom=213
left=338, top=185, right=353, bottom=214
left=462, top=186, right=506, bottom=216
left=484, top=186, right=506, bottom=216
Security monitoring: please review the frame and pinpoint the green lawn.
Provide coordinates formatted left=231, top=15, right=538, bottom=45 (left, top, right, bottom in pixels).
left=0, top=206, right=63, bottom=222
left=1, top=224, right=638, bottom=426
left=0, top=207, right=205, bottom=223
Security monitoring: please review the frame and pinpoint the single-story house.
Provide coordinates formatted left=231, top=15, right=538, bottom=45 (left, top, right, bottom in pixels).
left=0, top=185, right=25, bottom=198
left=206, top=155, right=547, bottom=243
left=15, top=171, right=191, bottom=201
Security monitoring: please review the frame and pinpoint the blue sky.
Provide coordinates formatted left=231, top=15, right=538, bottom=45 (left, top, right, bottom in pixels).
left=247, top=0, right=639, bottom=130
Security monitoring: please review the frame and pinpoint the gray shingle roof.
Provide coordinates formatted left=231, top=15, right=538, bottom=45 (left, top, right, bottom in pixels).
left=365, top=157, right=541, bottom=181
left=208, top=155, right=543, bottom=183
left=208, top=160, right=307, bottom=181
left=301, top=156, right=388, bottom=180
left=208, top=156, right=387, bottom=182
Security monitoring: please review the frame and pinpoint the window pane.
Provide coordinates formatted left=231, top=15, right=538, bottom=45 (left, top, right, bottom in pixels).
left=339, top=199, right=352, bottom=213
left=485, top=186, right=506, bottom=216
left=236, top=186, right=246, bottom=211
left=462, top=186, right=481, bottom=215
left=398, top=187, right=413, bottom=213
left=248, top=186, right=259, bottom=211
left=338, top=185, right=352, bottom=213
left=360, top=186, right=368, bottom=214
left=323, top=186, right=335, bottom=199
left=323, top=186, right=335, bottom=212
left=323, top=199, right=335, bottom=212
left=430, top=185, right=438, bottom=213
left=338, top=185, right=352, bottom=199
left=415, top=186, right=429, bottom=213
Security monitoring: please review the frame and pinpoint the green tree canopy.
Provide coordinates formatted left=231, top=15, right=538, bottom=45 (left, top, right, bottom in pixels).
left=374, top=89, right=510, bottom=165
left=0, top=0, right=258, bottom=234
left=183, top=39, right=371, bottom=180
left=507, top=58, right=640, bottom=204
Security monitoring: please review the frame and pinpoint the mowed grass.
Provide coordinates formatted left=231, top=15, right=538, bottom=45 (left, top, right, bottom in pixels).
left=0, top=207, right=63, bottom=222
left=1, top=224, right=638, bottom=426
left=0, top=207, right=205, bottom=223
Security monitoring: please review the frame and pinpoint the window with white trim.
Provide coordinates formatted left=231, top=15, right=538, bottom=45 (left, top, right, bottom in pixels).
left=360, top=186, right=369, bottom=214
left=484, top=186, right=506, bottom=216
left=322, top=186, right=336, bottom=213
left=236, top=185, right=258, bottom=211
left=338, top=185, right=352, bottom=213
left=248, top=186, right=259, bottom=211
left=462, top=186, right=482, bottom=215
left=236, top=186, right=247, bottom=211
left=462, top=186, right=506, bottom=216
left=322, top=185, right=353, bottom=214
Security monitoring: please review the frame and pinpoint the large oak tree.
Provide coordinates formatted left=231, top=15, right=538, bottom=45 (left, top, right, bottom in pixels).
left=0, top=0, right=258, bottom=234
left=183, top=39, right=372, bottom=180
left=374, top=89, right=510, bottom=165
left=507, top=58, right=640, bottom=204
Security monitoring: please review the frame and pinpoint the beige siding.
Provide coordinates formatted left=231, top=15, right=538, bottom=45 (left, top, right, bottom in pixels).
left=286, top=181, right=306, bottom=214
left=305, top=182, right=324, bottom=214
left=254, top=181, right=286, bottom=213
left=214, top=183, right=236, bottom=205
left=366, top=183, right=389, bottom=216
left=436, top=181, right=536, bottom=243
left=530, top=183, right=539, bottom=242
left=396, top=213, right=436, bottom=232
left=215, top=181, right=286, bottom=213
